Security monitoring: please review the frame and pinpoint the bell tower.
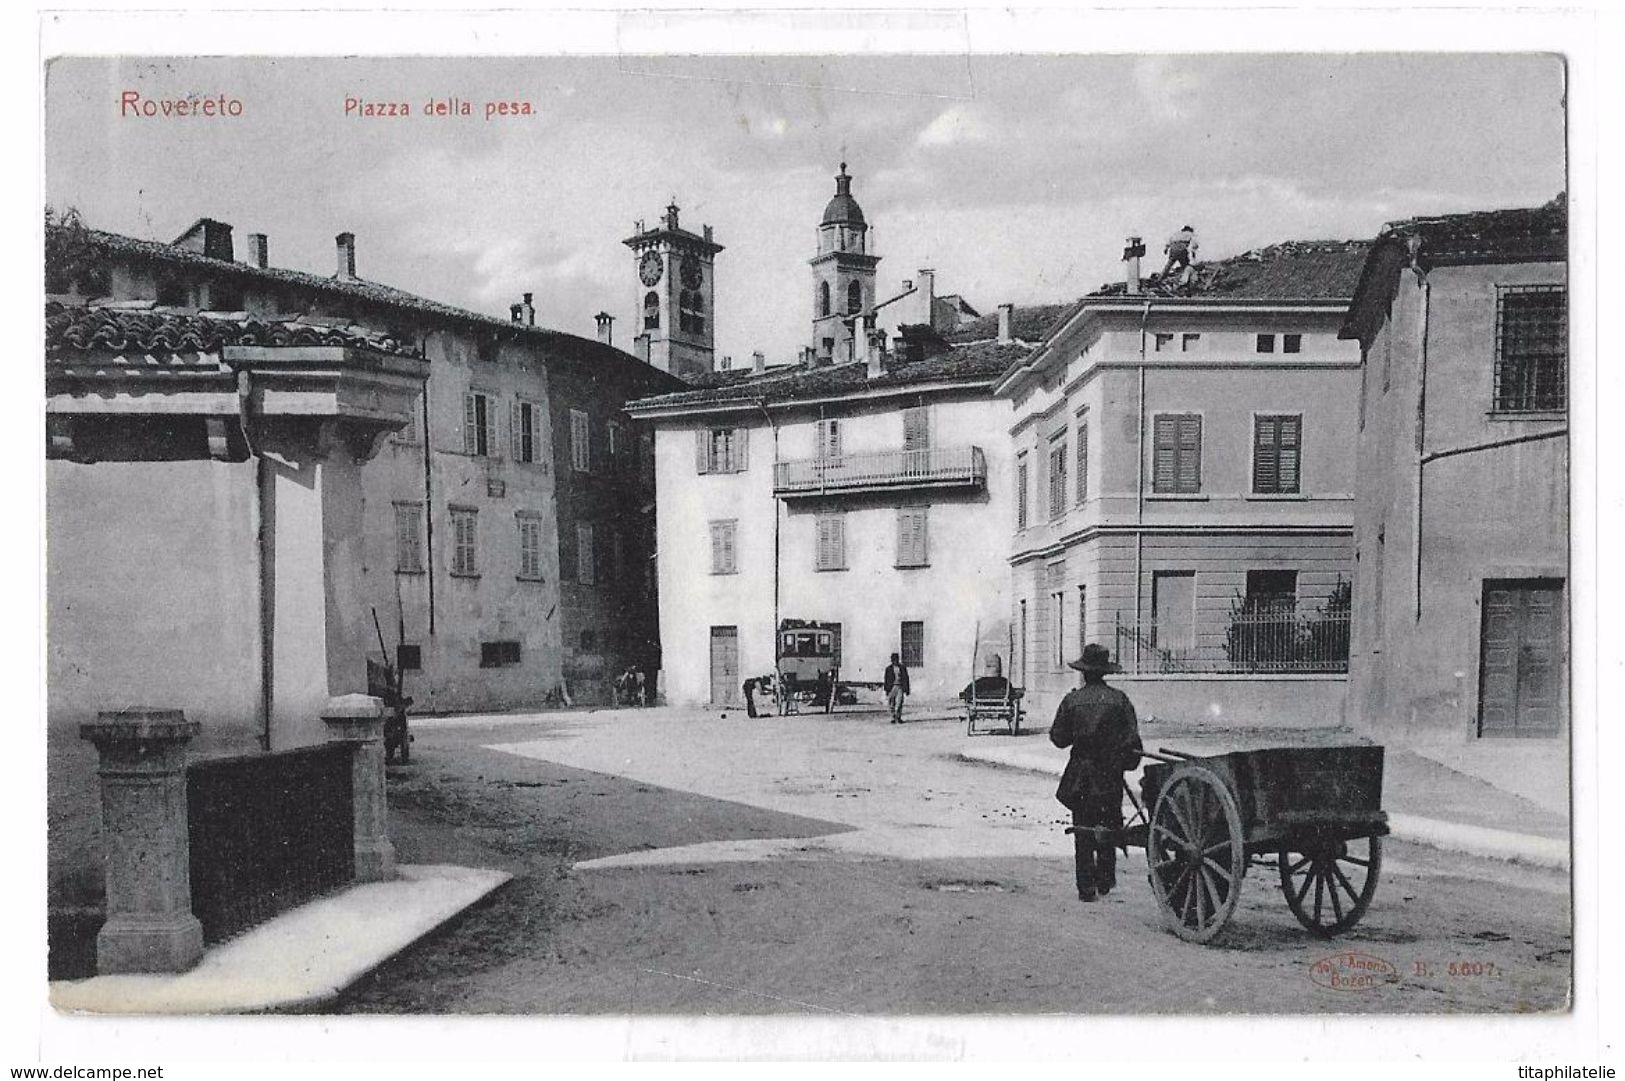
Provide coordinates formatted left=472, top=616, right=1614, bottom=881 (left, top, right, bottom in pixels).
left=809, top=163, right=880, bottom=364
left=623, top=201, right=724, bottom=380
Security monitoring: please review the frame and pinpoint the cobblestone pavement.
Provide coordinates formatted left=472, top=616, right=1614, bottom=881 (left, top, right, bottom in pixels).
left=339, top=709, right=1571, bottom=1015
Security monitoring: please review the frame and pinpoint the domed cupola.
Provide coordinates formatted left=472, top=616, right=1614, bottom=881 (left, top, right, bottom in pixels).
left=821, top=163, right=867, bottom=228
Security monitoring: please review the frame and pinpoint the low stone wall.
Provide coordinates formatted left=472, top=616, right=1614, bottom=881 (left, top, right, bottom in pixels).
left=1024, top=675, right=1348, bottom=731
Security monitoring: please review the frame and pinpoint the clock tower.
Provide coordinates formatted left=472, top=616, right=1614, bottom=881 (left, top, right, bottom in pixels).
left=810, top=163, right=880, bottom=364
left=623, top=202, right=724, bottom=381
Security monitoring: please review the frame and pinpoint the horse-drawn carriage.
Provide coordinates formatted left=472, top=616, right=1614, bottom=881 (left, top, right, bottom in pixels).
left=1075, top=744, right=1388, bottom=943
left=774, top=619, right=841, bottom=714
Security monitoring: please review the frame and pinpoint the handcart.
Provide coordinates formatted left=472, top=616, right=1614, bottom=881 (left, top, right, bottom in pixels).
left=963, top=619, right=1023, bottom=735
left=1072, top=744, right=1388, bottom=944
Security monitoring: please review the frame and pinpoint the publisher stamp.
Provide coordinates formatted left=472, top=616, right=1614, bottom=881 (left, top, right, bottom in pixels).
left=1307, top=951, right=1399, bottom=991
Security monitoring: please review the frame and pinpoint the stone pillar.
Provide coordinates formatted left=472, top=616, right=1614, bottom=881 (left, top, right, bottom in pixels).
left=321, top=694, right=396, bottom=882
left=79, top=709, right=205, bottom=974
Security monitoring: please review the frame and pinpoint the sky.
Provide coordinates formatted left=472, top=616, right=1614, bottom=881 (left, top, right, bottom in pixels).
left=45, top=53, right=1566, bottom=365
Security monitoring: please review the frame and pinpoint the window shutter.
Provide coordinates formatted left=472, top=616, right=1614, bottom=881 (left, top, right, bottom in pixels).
left=1253, top=416, right=1279, bottom=493
left=695, top=429, right=710, bottom=474
left=1152, top=416, right=1178, bottom=491
left=511, top=401, right=524, bottom=462
left=903, top=407, right=929, bottom=451
left=1076, top=422, right=1088, bottom=504
left=1279, top=416, right=1300, bottom=493
left=484, top=396, right=497, bottom=457
left=832, top=516, right=845, bottom=568
left=1177, top=415, right=1202, bottom=492
left=463, top=392, right=478, bottom=455
left=734, top=428, right=749, bottom=471
left=722, top=523, right=735, bottom=573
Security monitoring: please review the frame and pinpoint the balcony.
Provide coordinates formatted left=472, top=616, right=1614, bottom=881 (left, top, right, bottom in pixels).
left=773, top=445, right=986, bottom=498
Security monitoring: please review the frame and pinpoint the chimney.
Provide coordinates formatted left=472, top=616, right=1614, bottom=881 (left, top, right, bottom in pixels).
left=865, top=319, right=884, bottom=380
left=1123, top=236, right=1146, bottom=295
left=510, top=303, right=525, bottom=324
left=721, top=355, right=733, bottom=371
left=173, top=218, right=234, bottom=261
left=751, top=350, right=765, bottom=374
left=915, top=269, right=936, bottom=328
left=335, top=232, right=357, bottom=280
left=801, top=345, right=817, bottom=370
left=595, top=311, right=614, bottom=346
left=246, top=233, right=269, bottom=269
left=522, top=292, right=535, bottom=326
left=633, top=333, right=651, bottom=363
left=997, top=303, right=1015, bottom=344
left=704, top=225, right=714, bottom=244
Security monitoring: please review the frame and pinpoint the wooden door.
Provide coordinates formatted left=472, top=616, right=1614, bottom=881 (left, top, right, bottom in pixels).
left=710, top=626, right=739, bottom=706
left=1479, top=579, right=1564, bottom=737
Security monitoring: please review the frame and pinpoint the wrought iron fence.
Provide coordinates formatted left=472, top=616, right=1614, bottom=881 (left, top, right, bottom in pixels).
left=186, top=743, right=355, bottom=944
left=773, top=445, right=986, bottom=495
left=1113, top=607, right=1351, bottom=675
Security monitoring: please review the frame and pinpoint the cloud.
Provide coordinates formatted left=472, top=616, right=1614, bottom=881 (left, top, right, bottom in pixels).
left=916, top=104, right=992, bottom=148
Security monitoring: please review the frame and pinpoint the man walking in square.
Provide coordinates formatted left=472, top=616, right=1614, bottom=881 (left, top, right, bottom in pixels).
left=1051, top=643, right=1143, bottom=902
left=884, top=651, right=910, bottom=724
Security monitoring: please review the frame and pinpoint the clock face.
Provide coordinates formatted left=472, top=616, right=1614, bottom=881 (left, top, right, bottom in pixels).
left=639, top=251, right=663, bottom=287
left=680, top=257, right=703, bottom=290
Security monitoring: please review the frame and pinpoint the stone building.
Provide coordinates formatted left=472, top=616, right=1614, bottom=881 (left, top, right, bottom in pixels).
left=1339, top=201, right=1567, bottom=749
left=993, top=235, right=1370, bottom=727
left=45, top=214, right=682, bottom=723
left=627, top=170, right=1024, bottom=706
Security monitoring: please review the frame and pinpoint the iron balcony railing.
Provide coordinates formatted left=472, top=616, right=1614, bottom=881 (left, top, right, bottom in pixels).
left=1114, top=607, right=1351, bottom=676
left=773, top=445, right=986, bottom=496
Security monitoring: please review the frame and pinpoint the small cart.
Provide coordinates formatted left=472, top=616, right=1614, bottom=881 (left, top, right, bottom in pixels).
left=1078, top=745, right=1388, bottom=943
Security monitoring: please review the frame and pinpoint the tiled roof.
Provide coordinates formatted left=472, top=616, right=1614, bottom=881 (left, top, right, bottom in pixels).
left=627, top=339, right=1029, bottom=412
left=1086, top=239, right=1373, bottom=303
left=1377, top=198, right=1566, bottom=265
left=46, top=224, right=672, bottom=378
left=46, top=301, right=422, bottom=362
left=945, top=302, right=1078, bottom=345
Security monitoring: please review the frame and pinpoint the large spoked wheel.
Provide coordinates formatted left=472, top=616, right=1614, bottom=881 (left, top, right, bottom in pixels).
left=1278, top=833, right=1382, bottom=937
left=1147, top=765, right=1247, bottom=944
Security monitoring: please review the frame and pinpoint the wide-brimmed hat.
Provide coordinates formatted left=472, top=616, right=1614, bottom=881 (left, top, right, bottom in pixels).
left=1068, top=643, right=1119, bottom=674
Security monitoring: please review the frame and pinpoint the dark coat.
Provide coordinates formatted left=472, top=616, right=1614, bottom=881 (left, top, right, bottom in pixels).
left=884, top=663, right=910, bottom=695
left=1050, top=682, right=1142, bottom=811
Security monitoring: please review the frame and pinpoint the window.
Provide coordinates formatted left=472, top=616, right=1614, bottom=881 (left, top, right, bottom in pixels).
left=394, top=502, right=424, bottom=573
left=1152, top=413, right=1203, bottom=494
left=1075, top=419, right=1089, bottom=505
left=450, top=508, right=478, bottom=576
left=815, top=514, right=846, bottom=571
left=480, top=640, right=521, bottom=668
left=393, top=396, right=421, bottom=445
left=1181, top=333, right=1201, bottom=352
left=1016, top=452, right=1030, bottom=528
left=1494, top=285, right=1566, bottom=412
left=679, top=290, right=705, bottom=334
left=896, top=506, right=929, bottom=568
left=696, top=427, right=748, bottom=473
left=1052, top=589, right=1067, bottom=668
left=1048, top=436, right=1068, bottom=519
left=902, top=407, right=930, bottom=451
left=1245, top=569, right=1298, bottom=613
left=1256, top=334, right=1278, bottom=354
left=821, top=337, right=835, bottom=359
left=1153, top=332, right=1175, bottom=352
left=517, top=513, right=543, bottom=580
left=816, top=418, right=842, bottom=460
left=511, top=400, right=539, bottom=464
left=818, top=281, right=831, bottom=317
left=643, top=291, right=660, bottom=330
left=396, top=644, right=422, bottom=671
left=576, top=522, right=595, bottom=584
left=900, top=621, right=925, bottom=667
left=847, top=279, right=863, bottom=315
left=710, top=519, right=738, bottom=575
left=462, top=391, right=496, bottom=457
left=1283, top=333, right=1302, bottom=354
left=1253, top=414, right=1302, bottom=494
left=570, top=410, right=591, bottom=472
